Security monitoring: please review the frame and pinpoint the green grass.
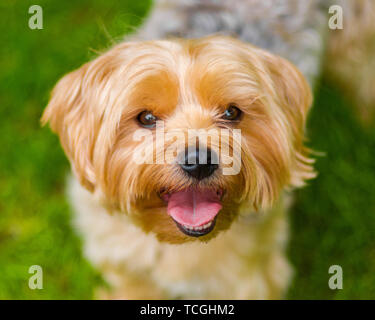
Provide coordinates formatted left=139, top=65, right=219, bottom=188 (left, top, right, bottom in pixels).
left=288, top=80, right=375, bottom=299
left=0, top=0, right=374, bottom=299
left=0, top=0, right=151, bottom=300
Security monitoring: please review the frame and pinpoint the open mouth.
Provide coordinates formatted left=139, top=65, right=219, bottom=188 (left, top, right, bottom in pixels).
left=161, top=188, right=223, bottom=237
left=174, top=216, right=217, bottom=237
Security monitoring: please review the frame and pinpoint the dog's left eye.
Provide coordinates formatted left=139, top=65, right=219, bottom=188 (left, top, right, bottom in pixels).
left=137, top=110, right=157, bottom=128
left=222, top=104, right=242, bottom=121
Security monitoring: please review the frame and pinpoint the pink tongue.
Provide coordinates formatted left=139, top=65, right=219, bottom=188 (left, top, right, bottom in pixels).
left=167, top=189, right=222, bottom=227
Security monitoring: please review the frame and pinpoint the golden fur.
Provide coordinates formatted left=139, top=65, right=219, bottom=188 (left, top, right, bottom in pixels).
left=42, top=36, right=314, bottom=298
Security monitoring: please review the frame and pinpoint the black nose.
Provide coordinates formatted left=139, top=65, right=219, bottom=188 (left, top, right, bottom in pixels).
left=179, top=148, right=218, bottom=180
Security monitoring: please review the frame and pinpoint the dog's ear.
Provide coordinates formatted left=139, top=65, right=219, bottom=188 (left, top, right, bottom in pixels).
left=261, top=51, right=316, bottom=186
left=264, top=53, right=312, bottom=144
left=41, top=43, right=136, bottom=192
left=41, top=62, right=97, bottom=191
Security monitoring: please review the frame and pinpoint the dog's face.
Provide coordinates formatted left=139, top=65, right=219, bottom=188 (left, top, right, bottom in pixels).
left=42, top=36, right=314, bottom=243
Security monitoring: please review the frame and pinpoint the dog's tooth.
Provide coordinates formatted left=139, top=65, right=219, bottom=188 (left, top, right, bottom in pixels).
left=183, top=222, right=216, bottom=232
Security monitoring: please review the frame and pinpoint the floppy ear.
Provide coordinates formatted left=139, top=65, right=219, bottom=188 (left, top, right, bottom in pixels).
left=262, top=51, right=316, bottom=187
left=41, top=63, right=97, bottom=191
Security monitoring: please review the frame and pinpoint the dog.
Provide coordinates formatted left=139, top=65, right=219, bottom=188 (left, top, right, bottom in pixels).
left=41, top=0, right=374, bottom=299
left=42, top=35, right=314, bottom=299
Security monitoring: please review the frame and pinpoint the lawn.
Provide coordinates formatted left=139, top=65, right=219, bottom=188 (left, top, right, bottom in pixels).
left=0, top=0, right=374, bottom=299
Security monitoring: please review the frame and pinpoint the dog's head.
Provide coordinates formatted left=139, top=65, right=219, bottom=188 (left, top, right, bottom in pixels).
left=42, top=36, right=314, bottom=243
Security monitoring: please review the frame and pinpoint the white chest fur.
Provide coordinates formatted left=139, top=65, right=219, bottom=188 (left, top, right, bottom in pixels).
left=68, top=175, right=292, bottom=299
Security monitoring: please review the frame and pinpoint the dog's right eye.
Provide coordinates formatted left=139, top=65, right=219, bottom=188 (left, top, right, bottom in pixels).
left=137, top=110, right=157, bottom=128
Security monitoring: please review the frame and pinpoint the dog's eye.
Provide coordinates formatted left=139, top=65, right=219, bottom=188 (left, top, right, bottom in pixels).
left=137, top=110, right=157, bottom=128
left=222, top=104, right=242, bottom=121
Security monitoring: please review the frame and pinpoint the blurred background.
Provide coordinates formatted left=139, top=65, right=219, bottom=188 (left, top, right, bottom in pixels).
left=0, top=0, right=374, bottom=299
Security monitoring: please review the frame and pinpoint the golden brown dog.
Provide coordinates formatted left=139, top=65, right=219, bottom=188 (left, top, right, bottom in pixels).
left=42, top=36, right=315, bottom=299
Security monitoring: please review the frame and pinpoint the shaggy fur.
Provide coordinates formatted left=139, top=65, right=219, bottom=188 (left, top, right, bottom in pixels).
left=42, top=36, right=314, bottom=299
left=136, top=0, right=375, bottom=122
